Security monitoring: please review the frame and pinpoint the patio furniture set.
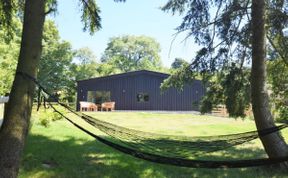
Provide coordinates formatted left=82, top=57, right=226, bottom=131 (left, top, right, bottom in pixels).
left=79, top=101, right=115, bottom=112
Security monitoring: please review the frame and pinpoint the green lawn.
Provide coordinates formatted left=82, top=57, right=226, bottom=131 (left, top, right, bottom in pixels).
left=19, top=111, right=288, bottom=178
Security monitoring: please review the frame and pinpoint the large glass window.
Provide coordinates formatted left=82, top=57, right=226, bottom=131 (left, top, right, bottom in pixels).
left=87, top=91, right=111, bottom=104
left=137, top=93, right=149, bottom=102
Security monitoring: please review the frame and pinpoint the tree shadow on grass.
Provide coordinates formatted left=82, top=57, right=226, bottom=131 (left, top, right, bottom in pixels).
left=20, top=134, right=287, bottom=178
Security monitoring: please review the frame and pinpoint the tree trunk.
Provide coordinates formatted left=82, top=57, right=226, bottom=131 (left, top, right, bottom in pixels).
left=251, top=0, right=288, bottom=163
left=0, top=0, right=46, bottom=177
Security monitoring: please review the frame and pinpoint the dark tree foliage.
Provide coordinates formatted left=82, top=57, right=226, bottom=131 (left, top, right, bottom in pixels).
left=267, top=59, right=288, bottom=122
left=0, top=0, right=20, bottom=39
left=171, top=58, right=189, bottom=69
left=221, top=64, right=251, bottom=117
left=79, top=0, right=101, bottom=34
left=200, top=63, right=250, bottom=117
left=266, top=30, right=288, bottom=122
left=199, top=80, right=224, bottom=114
left=161, top=0, right=288, bottom=117
left=163, top=0, right=251, bottom=71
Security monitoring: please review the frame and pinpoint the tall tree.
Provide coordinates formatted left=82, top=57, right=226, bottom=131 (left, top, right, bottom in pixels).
left=162, top=0, right=288, bottom=163
left=0, top=1, right=46, bottom=177
left=171, top=57, right=189, bottom=69
left=101, top=35, right=163, bottom=72
left=0, top=0, right=104, bottom=176
left=251, top=0, right=288, bottom=160
left=38, top=20, right=74, bottom=101
left=68, top=47, right=99, bottom=100
left=72, top=47, right=98, bottom=81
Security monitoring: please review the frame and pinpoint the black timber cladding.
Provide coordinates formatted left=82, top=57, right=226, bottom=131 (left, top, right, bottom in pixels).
left=77, top=70, right=205, bottom=111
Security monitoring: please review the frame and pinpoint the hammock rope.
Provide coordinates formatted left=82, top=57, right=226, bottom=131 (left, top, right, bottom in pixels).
left=16, top=71, right=288, bottom=168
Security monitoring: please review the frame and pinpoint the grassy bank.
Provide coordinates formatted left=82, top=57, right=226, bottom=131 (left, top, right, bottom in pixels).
left=19, top=111, right=288, bottom=178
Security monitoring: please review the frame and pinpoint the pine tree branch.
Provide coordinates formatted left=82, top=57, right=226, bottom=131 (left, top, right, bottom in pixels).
left=266, top=35, right=288, bottom=66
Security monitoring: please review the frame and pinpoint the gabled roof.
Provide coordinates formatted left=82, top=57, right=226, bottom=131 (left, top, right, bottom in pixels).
left=77, top=70, right=170, bottom=83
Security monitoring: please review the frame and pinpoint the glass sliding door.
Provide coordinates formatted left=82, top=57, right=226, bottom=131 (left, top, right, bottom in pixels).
left=87, top=91, right=111, bottom=104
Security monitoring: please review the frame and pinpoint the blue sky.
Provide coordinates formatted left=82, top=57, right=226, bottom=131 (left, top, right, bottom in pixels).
left=53, top=0, right=199, bottom=67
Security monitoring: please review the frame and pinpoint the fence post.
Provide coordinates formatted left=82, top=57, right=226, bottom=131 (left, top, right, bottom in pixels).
left=0, top=96, right=9, bottom=127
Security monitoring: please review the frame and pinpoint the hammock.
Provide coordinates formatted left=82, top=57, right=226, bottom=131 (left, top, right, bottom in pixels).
left=75, top=111, right=287, bottom=157
left=17, top=72, right=288, bottom=168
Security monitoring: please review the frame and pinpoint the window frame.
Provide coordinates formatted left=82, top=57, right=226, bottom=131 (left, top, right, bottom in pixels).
left=137, top=92, right=149, bottom=102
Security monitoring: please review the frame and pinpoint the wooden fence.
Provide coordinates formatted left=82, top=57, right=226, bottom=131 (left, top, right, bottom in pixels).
left=212, top=104, right=253, bottom=117
left=212, top=105, right=228, bottom=117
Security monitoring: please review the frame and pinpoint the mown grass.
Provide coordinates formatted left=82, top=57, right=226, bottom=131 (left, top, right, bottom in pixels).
left=19, top=111, right=288, bottom=178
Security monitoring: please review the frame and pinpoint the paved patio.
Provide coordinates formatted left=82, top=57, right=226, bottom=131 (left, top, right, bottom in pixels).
left=113, top=110, right=202, bottom=114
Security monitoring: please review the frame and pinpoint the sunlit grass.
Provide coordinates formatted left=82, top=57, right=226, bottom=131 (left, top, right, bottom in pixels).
left=84, top=112, right=258, bottom=136
left=19, top=110, right=288, bottom=178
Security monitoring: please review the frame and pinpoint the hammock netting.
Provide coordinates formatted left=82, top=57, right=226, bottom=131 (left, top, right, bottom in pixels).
left=17, top=72, right=288, bottom=168
left=79, top=111, right=286, bottom=158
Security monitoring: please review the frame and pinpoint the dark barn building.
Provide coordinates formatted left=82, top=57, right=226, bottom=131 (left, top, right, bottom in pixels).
left=77, top=70, right=205, bottom=111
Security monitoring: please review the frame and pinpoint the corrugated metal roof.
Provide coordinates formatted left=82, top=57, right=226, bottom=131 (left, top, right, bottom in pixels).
left=77, top=70, right=170, bottom=83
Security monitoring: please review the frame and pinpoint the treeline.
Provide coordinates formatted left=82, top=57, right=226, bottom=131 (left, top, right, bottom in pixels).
left=0, top=19, right=170, bottom=101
